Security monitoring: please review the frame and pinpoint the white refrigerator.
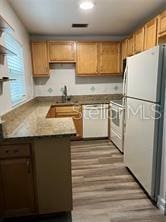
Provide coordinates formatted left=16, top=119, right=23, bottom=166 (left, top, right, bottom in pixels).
left=123, top=45, right=166, bottom=201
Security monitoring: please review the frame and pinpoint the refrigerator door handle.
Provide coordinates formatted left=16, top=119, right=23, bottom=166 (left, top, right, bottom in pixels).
left=123, top=65, right=128, bottom=97
left=123, top=98, right=127, bottom=133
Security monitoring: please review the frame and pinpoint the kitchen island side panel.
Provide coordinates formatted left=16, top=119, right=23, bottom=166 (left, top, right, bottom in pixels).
left=33, top=137, right=73, bottom=214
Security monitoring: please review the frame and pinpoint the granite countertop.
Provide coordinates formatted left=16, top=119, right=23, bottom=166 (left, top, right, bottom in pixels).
left=1, top=94, right=122, bottom=140
left=2, top=103, right=76, bottom=139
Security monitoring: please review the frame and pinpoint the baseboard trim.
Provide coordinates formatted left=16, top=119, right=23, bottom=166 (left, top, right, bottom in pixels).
left=157, top=196, right=166, bottom=215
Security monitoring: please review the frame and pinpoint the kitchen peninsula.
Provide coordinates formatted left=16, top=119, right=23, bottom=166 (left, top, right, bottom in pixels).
left=0, top=99, right=76, bottom=217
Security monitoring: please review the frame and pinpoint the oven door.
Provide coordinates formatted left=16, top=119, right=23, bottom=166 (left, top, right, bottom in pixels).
left=110, top=105, right=123, bottom=134
left=110, top=105, right=124, bottom=152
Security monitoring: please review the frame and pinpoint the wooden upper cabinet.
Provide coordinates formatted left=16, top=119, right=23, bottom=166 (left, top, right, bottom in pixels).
left=121, top=39, right=128, bottom=60
left=134, top=27, right=145, bottom=54
left=99, top=42, right=121, bottom=74
left=76, top=42, right=98, bottom=75
left=31, top=41, right=49, bottom=77
left=48, top=41, right=76, bottom=62
left=144, top=18, right=157, bottom=50
left=127, top=35, right=134, bottom=56
left=120, top=39, right=128, bottom=72
left=158, top=10, right=166, bottom=38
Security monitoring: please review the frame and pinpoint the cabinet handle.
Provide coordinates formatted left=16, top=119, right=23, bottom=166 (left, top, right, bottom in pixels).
left=27, top=160, right=31, bottom=174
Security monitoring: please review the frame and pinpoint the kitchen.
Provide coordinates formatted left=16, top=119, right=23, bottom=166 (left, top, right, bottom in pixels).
left=0, top=0, right=166, bottom=221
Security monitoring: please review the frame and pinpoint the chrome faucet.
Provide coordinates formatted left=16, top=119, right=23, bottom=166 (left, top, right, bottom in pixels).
left=62, top=85, right=68, bottom=103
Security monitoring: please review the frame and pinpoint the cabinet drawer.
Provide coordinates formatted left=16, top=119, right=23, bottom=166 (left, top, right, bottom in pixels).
left=0, top=144, right=31, bottom=159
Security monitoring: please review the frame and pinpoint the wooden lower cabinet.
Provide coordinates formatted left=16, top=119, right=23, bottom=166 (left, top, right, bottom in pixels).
left=72, top=116, right=82, bottom=138
left=0, top=144, right=35, bottom=217
left=0, top=170, right=4, bottom=215
left=0, top=138, right=73, bottom=218
left=46, top=106, right=56, bottom=118
left=47, top=105, right=83, bottom=138
left=34, top=137, right=72, bottom=214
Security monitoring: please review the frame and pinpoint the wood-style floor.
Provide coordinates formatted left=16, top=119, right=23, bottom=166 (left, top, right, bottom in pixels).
left=71, top=140, right=165, bottom=222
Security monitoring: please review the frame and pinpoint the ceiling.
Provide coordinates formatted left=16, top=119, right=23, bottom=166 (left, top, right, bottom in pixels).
left=8, top=0, right=165, bottom=35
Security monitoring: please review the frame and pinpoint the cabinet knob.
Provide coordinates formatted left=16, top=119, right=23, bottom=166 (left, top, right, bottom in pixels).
left=27, top=160, right=31, bottom=174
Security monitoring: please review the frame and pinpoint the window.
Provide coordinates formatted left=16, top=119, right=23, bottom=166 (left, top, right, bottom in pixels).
left=5, top=33, right=26, bottom=105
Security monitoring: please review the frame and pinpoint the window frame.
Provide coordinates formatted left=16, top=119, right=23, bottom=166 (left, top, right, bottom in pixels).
left=5, top=33, right=27, bottom=106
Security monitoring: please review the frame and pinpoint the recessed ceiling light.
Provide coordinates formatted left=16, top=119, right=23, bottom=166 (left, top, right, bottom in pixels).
left=80, top=1, right=95, bottom=10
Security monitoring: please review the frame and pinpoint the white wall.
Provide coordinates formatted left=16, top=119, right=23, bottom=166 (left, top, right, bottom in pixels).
left=0, top=0, right=34, bottom=115
left=34, top=64, right=123, bottom=97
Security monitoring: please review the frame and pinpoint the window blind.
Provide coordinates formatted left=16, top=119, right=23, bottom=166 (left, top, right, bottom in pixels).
left=5, top=33, right=26, bottom=105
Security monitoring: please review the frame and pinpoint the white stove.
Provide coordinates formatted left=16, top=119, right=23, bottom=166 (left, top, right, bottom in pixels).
left=110, top=100, right=125, bottom=153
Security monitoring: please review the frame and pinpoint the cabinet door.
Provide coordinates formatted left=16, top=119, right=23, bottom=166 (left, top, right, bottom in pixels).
left=34, top=138, right=72, bottom=214
left=134, top=27, right=145, bottom=54
left=121, top=39, right=128, bottom=60
left=48, top=41, right=76, bottom=62
left=0, top=171, right=4, bottom=215
left=127, top=36, right=134, bottom=56
left=158, top=11, right=166, bottom=37
left=99, top=42, right=121, bottom=74
left=144, top=18, right=157, bottom=50
left=0, top=158, right=35, bottom=217
left=121, top=39, right=128, bottom=72
left=46, top=106, right=56, bottom=118
left=31, top=41, right=49, bottom=76
left=76, top=42, right=98, bottom=75
left=73, top=118, right=82, bottom=138
left=72, top=109, right=83, bottom=138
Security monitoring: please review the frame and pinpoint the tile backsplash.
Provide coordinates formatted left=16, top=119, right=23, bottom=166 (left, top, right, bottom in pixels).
left=34, top=64, right=123, bottom=97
